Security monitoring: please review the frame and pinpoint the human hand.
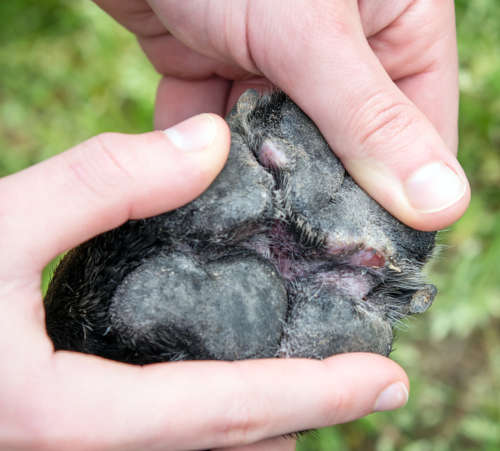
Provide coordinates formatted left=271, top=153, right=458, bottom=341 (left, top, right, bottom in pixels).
left=94, top=0, right=470, bottom=232
left=0, top=114, right=409, bottom=450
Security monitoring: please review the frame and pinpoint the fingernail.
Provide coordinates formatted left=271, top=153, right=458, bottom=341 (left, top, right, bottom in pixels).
left=163, top=114, right=217, bottom=152
left=404, top=162, right=466, bottom=213
left=373, top=382, right=409, bottom=412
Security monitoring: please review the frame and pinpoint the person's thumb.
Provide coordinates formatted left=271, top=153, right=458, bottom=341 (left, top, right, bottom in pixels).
left=0, top=114, right=230, bottom=273
left=259, top=6, right=469, bottom=232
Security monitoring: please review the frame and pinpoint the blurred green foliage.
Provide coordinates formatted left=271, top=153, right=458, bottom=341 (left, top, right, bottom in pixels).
left=1, top=1, right=499, bottom=450
left=0, top=0, right=158, bottom=177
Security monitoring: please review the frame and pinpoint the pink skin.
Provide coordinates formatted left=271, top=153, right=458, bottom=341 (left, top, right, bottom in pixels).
left=94, top=0, right=470, bottom=231
left=258, top=140, right=289, bottom=170
left=326, top=239, right=386, bottom=269
left=250, top=218, right=385, bottom=288
left=315, top=269, right=375, bottom=300
left=348, top=249, right=386, bottom=269
left=0, top=115, right=410, bottom=450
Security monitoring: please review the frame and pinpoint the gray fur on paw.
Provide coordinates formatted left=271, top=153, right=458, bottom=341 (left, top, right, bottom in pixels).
left=44, top=90, right=437, bottom=364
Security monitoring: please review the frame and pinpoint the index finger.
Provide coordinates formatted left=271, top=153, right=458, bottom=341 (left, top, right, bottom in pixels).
left=32, top=352, right=408, bottom=450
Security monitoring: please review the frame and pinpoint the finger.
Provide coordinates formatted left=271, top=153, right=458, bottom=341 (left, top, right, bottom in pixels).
left=154, top=76, right=231, bottom=129
left=0, top=114, right=230, bottom=275
left=358, top=0, right=416, bottom=37
left=366, top=0, right=459, bottom=152
left=213, top=436, right=296, bottom=451
left=253, top=2, right=469, bottom=231
left=97, top=0, right=253, bottom=81
left=35, top=352, right=407, bottom=450
left=138, top=33, right=251, bottom=80
left=96, top=0, right=256, bottom=82
left=153, top=77, right=274, bottom=129
left=395, top=68, right=458, bottom=155
left=93, top=0, right=166, bottom=37
left=146, top=0, right=259, bottom=74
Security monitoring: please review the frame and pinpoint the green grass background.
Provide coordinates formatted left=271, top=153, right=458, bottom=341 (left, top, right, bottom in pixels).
left=1, top=1, right=499, bottom=449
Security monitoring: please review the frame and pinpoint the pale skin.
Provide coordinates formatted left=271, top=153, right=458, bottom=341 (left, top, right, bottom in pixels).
left=0, top=1, right=467, bottom=450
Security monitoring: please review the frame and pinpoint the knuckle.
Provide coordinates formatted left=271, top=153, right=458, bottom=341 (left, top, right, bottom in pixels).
left=355, top=92, right=418, bottom=151
left=225, top=3, right=257, bottom=73
left=315, top=361, right=354, bottom=425
left=321, top=389, right=350, bottom=425
left=65, top=132, right=134, bottom=200
left=215, top=399, right=262, bottom=446
left=210, top=367, right=268, bottom=446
